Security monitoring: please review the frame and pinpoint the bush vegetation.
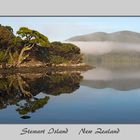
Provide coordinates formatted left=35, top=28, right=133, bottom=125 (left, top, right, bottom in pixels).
left=0, top=24, right=83, bottom=68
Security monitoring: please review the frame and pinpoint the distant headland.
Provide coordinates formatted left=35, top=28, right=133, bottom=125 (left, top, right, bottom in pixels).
left=66, top=30, right=140, bottom=43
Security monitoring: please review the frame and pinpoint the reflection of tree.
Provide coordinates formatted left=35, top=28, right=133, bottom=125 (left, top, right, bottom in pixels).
left=17, top=75, right=32, bottom=98
left=26, top=72, right=83, bottom=96
left=0, top=72, right=83, bottom=116
left=16, top=97, right=49, bottom=115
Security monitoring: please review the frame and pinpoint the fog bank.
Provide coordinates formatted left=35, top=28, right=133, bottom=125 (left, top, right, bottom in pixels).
left=66, top=41, right=140, bottom=55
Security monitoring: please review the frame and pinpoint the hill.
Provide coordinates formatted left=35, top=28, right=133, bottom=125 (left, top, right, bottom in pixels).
left=67, top=31, right=140, bottom=43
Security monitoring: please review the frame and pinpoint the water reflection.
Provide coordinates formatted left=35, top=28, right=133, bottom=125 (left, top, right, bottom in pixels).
left=0, top=72, right=83, bottom=118
left=82, top=67, right=140, bottom=91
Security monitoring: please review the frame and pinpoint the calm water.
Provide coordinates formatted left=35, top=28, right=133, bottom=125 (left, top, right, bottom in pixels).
left=0, top=65, right=140, bottom=124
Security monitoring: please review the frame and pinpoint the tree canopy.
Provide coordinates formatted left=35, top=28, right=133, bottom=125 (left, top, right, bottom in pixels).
left=0, top=25, right=15, bottom=50
left=17, top=27, right=49, bottom=47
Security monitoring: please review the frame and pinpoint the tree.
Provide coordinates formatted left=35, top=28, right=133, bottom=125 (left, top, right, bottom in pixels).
left=0, top=25, right=15, bottom=50
left=12, top=27, right=50, bottom=66
left=0, top=25, right=16, bottom=68
left=47, top=42, right=83, bottom=64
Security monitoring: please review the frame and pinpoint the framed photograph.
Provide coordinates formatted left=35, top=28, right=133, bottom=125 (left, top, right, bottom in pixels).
left=0, top=0, right=140, bottom=139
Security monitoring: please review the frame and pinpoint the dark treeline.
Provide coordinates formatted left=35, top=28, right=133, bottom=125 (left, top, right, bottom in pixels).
left=0, top=24, right=83, bottom=68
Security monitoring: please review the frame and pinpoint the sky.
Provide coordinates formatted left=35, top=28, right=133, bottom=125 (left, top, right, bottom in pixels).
left=0, top=17, right=140, bottom=41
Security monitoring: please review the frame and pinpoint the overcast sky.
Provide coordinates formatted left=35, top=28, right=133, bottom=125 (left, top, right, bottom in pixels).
left=0, top=17, right=140, bottom=41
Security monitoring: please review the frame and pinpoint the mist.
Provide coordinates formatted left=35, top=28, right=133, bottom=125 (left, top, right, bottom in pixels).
left=65, top=41, right=140, bottom=55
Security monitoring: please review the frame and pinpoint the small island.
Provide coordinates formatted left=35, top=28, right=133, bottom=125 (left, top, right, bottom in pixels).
left=0, top=24, right=91, bottom=73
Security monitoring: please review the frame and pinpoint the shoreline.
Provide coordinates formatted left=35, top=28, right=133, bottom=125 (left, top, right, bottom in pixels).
left=0, top=64, right=93, bottom=74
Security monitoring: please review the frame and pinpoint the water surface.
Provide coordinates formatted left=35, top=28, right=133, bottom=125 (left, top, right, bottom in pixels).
left=0, top=66, right=140, bottom=124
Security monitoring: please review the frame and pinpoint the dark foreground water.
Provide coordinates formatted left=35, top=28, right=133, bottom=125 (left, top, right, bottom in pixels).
left=0, top=66, right=140, bottom=124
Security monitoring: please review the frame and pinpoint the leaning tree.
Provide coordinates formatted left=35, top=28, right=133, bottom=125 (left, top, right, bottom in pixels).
left=14, top=27, right=50, bottom=66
